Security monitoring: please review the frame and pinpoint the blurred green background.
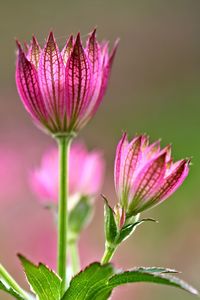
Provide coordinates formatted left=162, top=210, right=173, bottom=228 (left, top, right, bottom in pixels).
left=0, top=0, right=200, bottom=299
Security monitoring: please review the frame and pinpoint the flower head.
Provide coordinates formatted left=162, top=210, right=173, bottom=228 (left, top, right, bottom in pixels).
left=16, top=29, right=118, bottom=136
left=30, top=142, right=105, bottom=205
left=114, top=133, right=190, bottom=215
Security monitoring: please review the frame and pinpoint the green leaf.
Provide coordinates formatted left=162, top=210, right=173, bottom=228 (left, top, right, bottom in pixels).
left=117, top=218, right=156, bottom=244
left=103, top=198, right=118, bottom=244
left=62, top=262, right=114, bottom=300
left=63, top=263, right=198, bottom=300
left=0, top=280, right=25, bottom=300
left=18, top=255, right=61, bottom=300
left=107, top=269, right=199, bottom=296
left=69, top=196, right=93, bottom=238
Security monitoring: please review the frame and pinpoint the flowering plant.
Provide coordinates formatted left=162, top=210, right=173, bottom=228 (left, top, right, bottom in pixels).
left=0, top=29, right=198, bottom=300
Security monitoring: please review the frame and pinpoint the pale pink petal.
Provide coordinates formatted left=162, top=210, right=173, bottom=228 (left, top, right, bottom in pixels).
left=114, top=133, right=128, bottom=196
left=90, top=39, right=119, bottom=116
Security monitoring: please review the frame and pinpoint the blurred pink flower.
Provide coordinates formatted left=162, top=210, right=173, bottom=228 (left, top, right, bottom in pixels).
left=30, top=142, right=105, bottom=204
left=15, top=29, right=118, bottom=135
left=114, top=133, right=190, bottom=215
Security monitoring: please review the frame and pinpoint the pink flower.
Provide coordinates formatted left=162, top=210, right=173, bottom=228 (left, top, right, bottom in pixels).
left=31, top=142, right=105, bottom=204
left=114, top=133, right=190, bottom=215
left=15, top=29, right=118, bottom=135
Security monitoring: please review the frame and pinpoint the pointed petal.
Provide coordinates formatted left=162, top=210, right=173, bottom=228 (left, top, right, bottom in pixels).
left=132, top=152, right=167, bottom=202
left=65, top=33, right=91, bottom=124
left=77, top=40, right=119, bottom=129
left=27, top=36, right=41, bottom=69
left=92, top=39, right=119, bottom=114
left=114, top=133, right=128, bottom=195
left=38, top=32, right=65, bottom=123
left=123, top=135, right=144, bottom=189
left=86, top=29, right=100, bottom=75
left=61, top=35, right=74, bottom=65
left=153, top=159, right=190, bottom=203
left=16, top=41, right=47, bottom=123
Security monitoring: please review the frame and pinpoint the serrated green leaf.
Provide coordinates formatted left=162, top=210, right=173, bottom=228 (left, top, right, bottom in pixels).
left=18, top=255, right=61, bottom=300
left=69, top=196, right=93, bottom=238
left=63, top=262, right=198, bottom=300
left=62, top=262, right=114, bottom=300
left=107, top=270, right=199, bottom=296
left=103, top=198, right=118, bottom=244
left=0, top=280, right=25, bottom=300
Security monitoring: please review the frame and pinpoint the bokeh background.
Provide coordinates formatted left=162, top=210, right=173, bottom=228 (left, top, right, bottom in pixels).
left=0, top=0, right=200, bottom=299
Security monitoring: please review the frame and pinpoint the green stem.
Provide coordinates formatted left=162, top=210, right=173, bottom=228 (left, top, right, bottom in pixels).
left=57, top=136, right=71, bottom=295
left=0, top=264, right=29, bottom=300
left=69, top=241, right=80, bottom=275
left=101, top=245, right=117, bottom=264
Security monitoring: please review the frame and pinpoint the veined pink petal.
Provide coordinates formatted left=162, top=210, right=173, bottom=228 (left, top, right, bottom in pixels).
left=114, top=133, right=128, bottom=196
left=91, top=39, right=119, bottom=115
left=131, top=152, right=167, bottom=203
left=61, top=35, right=74, bottom=66
left=77, top=40, right=119, bottom=129
left=142, top=140, right=161, bottom=161
left=86, top=29, right=101, bottom=81
left=153, top=159, right=190, bottom=203
left=123, top=136, right=144, bottom=190
left=27, top=36, right=41, bottom=69
left=38, top=32, right=65, bottom=124
left=16, top=41, right=47, bottom=123
left=65, top=33, right=91, bottom=126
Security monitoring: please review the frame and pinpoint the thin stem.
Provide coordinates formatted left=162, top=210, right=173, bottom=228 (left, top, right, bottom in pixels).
left=0, top=264, right=29, bottom=300
left=101, top=245, right=116, bottom=264
left=57, top=136, right=71, bottom=296
left=69, top=241, right=80, bottom=275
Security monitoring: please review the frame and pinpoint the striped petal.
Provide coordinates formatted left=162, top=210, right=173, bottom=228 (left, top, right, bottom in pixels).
left=131, top=152, right=167, bottom=203
left=87, top=29, right=101, bottom=81
left=38, top=32, right=65, bottom=124
left=65, top=33, right=91, bottom=126
left=61, top=35, right=74, bottom=66
left=114, top=133, right=128, bottom=196
left=77, top=40, right=119, bottom=129
left=16, top=42, right=47, bottom=123
left=123, top=136, right=144, bottom=189
left=152, top=159, right=190, bottom=204
left=27, top=36, right=41, bottom=69
left=92, top=39, right=119, bottom=115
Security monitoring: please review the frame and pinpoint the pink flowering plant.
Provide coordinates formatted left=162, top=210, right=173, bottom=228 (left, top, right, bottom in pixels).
left=0, top=29, right=198, bottom=300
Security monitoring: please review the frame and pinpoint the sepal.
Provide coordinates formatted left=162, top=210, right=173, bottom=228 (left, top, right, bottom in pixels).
left=68, top=196, right=93, bottom=241
left=103, top=197, right=118, bottom=244
left=116, top=217, right=157, bottom=244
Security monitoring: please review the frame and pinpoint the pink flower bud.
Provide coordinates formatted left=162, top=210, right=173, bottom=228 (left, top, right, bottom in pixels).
left=30, top=142, right=105, bottom=205
left=114, top=133, right=190, bottom=215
